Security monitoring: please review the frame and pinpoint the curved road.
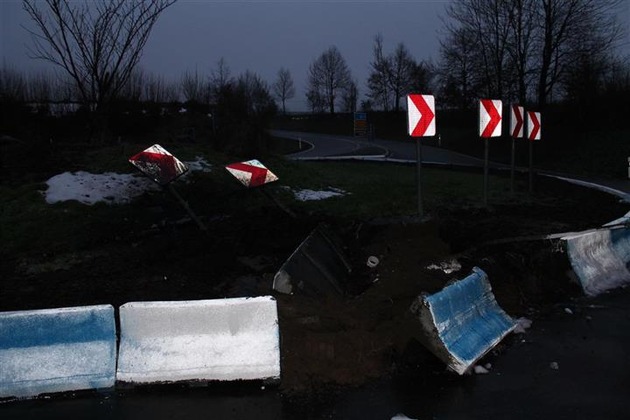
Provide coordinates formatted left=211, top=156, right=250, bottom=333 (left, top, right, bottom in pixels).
left=270, top=129, right=487, bottom=167
left=271, top=129, right=630, bottom=202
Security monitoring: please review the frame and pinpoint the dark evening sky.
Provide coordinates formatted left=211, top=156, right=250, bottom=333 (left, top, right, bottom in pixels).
left=1, top=1, right=628, bottom=111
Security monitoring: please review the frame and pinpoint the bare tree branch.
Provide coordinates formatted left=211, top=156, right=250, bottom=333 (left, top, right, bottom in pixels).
left=22, top=0, right=176, bottom=111
left=273, top=67, right=295, bottom=115
left=307, top=46, right=352, bottom=114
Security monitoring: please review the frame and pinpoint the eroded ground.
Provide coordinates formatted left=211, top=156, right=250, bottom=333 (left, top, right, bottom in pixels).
left=1, top=174, right=627, bottom=395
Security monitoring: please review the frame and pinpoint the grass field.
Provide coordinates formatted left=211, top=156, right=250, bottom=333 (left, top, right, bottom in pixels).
left=1, top=138, right=536, bottom=262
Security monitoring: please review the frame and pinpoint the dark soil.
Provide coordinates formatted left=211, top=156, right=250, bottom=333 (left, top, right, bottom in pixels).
left=1, top=172, right=627, bottom=396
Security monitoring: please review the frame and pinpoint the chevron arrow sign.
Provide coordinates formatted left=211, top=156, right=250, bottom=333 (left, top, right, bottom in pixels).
left=225, top=159, right=279, bottom=188
left=129, top=144, right=188, bottom=186
left=527, top=111, right=541, bottom=141
left=510, top=104, right=524, bottom=138
left=479, top=99, right=502, bottom=138
left=407, top=94, right=436, bottom=137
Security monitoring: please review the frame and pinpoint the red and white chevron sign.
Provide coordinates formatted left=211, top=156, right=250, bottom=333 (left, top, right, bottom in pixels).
left=225, top=159, right=278, bottom=188
left=510, top=104, right=524, bottom=138
left=479, top=99, right=502, bottom=138
left=527, top=111, right=541, bottom=140
left=129, top=144, right=188, bottom=185
left=407, top=94, right=436, bottom=137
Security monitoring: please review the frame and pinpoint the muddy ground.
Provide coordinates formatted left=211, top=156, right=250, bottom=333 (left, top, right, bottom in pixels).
left=1, top=173, right=628, bottom=396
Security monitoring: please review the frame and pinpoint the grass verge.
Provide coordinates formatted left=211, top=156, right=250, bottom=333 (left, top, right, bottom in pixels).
left=1, top=140, right=539, bottom=262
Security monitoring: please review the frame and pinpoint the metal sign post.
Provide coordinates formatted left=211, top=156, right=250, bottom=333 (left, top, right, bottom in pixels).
left=479, top=99, right=503, bottom=206
left=526, top=111, right=541, bottom=194
left=529, top=139, right=534, bottom=194
left=510, top=137, right=516, bottom=194
left=483, top=139, right=490, bottom=206
left=407, top=94, right=436, bottom=219
left=416, top=138, right=424, bottom=218
left=225, top=159, right=296, bottom=218
left=167, top=184, right=208, bottom=232
left=510, top=105, right=524, bottom=195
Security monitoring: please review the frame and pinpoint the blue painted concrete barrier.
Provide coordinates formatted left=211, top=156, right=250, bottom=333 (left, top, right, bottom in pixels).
left=564, top=226, right=630, bottom=296
left=116, top=296, right=280, bottom=384
left=409, top=267, right=515, bottom=374
left=0, top=305, right=116, bottom=399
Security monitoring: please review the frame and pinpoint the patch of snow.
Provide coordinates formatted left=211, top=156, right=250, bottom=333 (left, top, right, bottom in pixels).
left=44, top=171, right=160, bottom=205
left=289, top=187, right=347, bottom=201
left=474, top=365, right=490, bottom=374
left=426, top=258, right=462, bottom=274
left=391, top=414, right=417, bottom=420
left=184, top=156, right=213, bottom=173
left=513, top=317, right=533, bottom=334
left=44, top=157, right=213, bottom=206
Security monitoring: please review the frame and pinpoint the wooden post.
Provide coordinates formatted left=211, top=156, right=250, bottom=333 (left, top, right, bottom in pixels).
left=167, top=184, right=207, bottom=232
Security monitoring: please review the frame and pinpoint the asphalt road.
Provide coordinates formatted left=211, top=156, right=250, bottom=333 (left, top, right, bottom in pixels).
left=271, top=129, right=630, bottom=201
left=270, top=129, right=487, bottom=167
left=3, top=289, right=629, bottom=419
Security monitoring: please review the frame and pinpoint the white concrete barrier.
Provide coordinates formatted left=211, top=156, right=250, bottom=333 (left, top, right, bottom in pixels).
left=116, top=296, right=280, bottom=384
left=409, top=267, right=515, bottom=374
left=564, top=227, right=630, bottom=296
left=0, top=305, right=116, bottom=399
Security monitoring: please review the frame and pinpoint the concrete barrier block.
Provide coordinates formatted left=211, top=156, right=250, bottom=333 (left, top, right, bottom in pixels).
left=409, top=267, right=515, bottom=374
left=116, top=296, right=280, bottom=384
left=564, top=227, right=630, bottom=296
left=0, top=305, right=116, bottom=399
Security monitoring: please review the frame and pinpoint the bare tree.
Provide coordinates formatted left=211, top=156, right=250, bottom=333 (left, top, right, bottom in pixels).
left=306, top=88, right=325, bottom=113
left=367, top=36, right=428, bottom=111
left=536, top=0, right=623, bottom=107
left=237, top=71, right=276, bottom=117
left=439, top=0, right=624, bottom=108
left=507, top=0, right=536, bottom=103
left=445, top=0, right=513, bottom=99
left=388, top=43, right=416, bottom=112
left=209, top=57, right=233, bottom=102
left=367, top=34, right=392, bottom=111
left=272, top=67, right=295, bottom=114
left=0, top=65, right=27, bottom=102
left=23, top=0, right=176, bottom=135
left=341, top=79, right=359, bottom=113
left=118, top=68, right=144, bottom=102
left=409, top=59, right=434, bottom=93
left=181, top=69, right=207, bottom=103
left=142, top=72, right=178, bottom=103
left=307, top=46, right=352, bottom=114
left=437, top=26, right=479, bottom=109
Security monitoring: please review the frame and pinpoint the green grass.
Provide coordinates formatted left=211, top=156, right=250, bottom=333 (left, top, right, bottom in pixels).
left=0, top=141, right=532, bottom=261
left=269, top=160, right=522, bottom=219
